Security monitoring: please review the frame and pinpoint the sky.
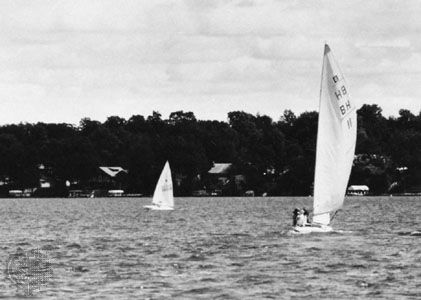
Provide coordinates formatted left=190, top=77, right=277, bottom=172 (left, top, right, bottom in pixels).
left=0, top=0, right=420, bottom=125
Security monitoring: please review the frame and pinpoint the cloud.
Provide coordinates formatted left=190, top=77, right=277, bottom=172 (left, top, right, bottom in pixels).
left=0, top=0, right=420, bottom=125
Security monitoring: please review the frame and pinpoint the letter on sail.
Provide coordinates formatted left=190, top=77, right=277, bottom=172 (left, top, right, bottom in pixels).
left=312, top=45, right=357, bottom=225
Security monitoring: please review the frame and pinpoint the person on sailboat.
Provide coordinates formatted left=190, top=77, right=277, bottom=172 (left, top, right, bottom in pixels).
left=295, top=209, right=307, bottom=227
left=303, top=208, right=310, bottom=224
left=292, top=208, right=300, bottom=226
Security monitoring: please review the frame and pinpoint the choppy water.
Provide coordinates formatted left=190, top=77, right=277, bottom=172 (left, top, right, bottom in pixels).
left=0, top=196, right=419, bottom=299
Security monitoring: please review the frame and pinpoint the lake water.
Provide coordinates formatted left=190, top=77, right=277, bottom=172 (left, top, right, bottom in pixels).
left=0, top=196, right=419, bottom=299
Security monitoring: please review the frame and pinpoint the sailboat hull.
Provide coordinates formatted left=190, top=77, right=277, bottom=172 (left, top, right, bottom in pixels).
left=291, top=224, right=333, bottom=234
left=144, top=205, right=173, bottom=211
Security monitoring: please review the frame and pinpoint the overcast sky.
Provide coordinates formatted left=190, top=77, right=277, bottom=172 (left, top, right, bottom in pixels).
left=0, top=0, right=420, bottom=125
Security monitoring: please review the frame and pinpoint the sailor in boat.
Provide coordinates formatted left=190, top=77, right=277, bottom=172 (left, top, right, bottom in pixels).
left=296, top=209, right=306, bottom=226
left=292, top=208, right=299, bottom=226
left=293, top=208, right=311, bottom=227
left=303, top=208, right=310, bottom=224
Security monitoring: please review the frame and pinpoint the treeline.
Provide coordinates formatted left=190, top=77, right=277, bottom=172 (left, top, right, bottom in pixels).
left=0, top=104, right=420, bottom=196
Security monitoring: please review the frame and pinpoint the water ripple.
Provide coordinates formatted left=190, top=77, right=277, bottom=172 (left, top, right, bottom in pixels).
left=0, top=196, right=419, bottom=299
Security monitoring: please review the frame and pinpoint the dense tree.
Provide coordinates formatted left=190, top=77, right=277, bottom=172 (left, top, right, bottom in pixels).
left=0, top=104, right=420, bottom=196
left=168, top=111, right=197, bottom=124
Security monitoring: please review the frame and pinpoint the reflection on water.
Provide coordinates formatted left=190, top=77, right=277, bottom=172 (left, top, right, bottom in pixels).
left=0, top=197, right=419, bottom=299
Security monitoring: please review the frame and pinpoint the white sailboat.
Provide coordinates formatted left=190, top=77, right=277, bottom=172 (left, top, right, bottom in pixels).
left=144, top=161, right=174, bottom=210
left=293, top=44, right=357, bottom=234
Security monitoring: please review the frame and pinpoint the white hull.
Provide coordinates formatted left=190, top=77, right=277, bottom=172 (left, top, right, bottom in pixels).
left=291, top=224, right=333, bottom=234
left=143, top=205, right=173, bottom=211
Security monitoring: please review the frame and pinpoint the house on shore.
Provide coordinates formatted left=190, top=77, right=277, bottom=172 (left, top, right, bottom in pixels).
left=34, top=164, right=57, bottom=196
left=2, top=163, right=60, bottom=197
left=86, top=166, right=128, bottom=197
left=347, top=185, right=369, bottom=196
left=204, top=163, right=245, bottom=196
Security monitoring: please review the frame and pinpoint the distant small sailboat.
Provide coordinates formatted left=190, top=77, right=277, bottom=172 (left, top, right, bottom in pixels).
left=293, top=44, right=357, bottom=234
left=144, top=161, right=174, bottom=210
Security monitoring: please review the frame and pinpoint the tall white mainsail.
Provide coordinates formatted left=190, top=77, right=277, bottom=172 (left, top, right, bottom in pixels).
left=151, top=161, right=174, bottom=209
left=312, top=44, right=357, bottom=225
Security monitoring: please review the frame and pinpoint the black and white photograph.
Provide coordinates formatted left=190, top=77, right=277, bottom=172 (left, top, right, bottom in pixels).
left=0, top=0, right=420, bottom=299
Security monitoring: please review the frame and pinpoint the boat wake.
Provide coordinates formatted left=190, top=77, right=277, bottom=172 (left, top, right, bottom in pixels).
left=397, top=231, right=421, bottom=236
left=287, top=228, right=352, bottom=235
left=331, top=229, right=353, bottom=234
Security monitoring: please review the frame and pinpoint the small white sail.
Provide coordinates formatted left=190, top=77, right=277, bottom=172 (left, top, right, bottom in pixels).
left=146, top=161, right=174, bottom=210
left=312, top=44, right=357, bottom=225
